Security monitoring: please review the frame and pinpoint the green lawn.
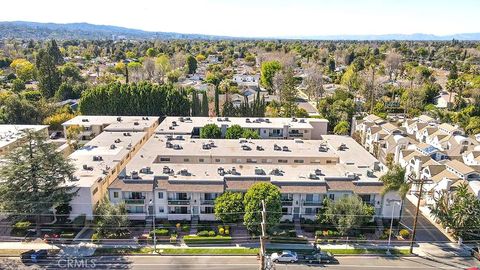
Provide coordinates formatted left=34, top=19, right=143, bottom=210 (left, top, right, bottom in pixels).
left=94, top=247, right=258, bottom=256
left=322, top=248, right=411, bottom=255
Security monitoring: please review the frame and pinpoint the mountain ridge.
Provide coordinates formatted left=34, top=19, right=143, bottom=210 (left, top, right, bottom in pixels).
left=1, top=21, right=479, bottom=41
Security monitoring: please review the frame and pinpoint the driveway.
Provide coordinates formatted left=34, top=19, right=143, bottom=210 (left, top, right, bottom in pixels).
left=401, top=200, right=450, bottom=243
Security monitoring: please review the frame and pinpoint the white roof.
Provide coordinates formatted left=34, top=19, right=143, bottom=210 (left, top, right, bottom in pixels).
left=62, top=115, right=158, bottom=129
left=0, top=125, right=49, bottom=149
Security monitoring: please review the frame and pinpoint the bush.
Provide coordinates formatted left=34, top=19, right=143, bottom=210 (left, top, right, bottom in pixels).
left=197, top=230, right=210, bottom=237
left=208, top=231, right=216, bottom=237
left=399, top=229, right=410, bottom=239
left=224, top=229, right=230, bottom=235
left=60, top=233, right=75, bottom=238
left=219, top=228, right=225, bottom=235
left=150, top=229, right=169, bottom=237
left=92, top=233, right=99, bottom=243
left=181, top=225, right=190, bottom=232
left=14, top=221, right=31, bottom=230
left=183, top=235, right=232, bottom=245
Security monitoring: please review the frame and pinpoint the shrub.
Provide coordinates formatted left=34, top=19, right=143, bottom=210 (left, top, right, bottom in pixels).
left=197, top=230, right=210, bottom=237
left=60, top=233, right=75, bottom=239
left=181, top=225, right=190, bottom=232
left=224, top=229, right=230, bottom=235
left=176, top=223, right=181, bottom=230
left=14, top=221, right=31, bottom=230
left=92, top=233, right=99, bottom=243
left=218, top=225, right=224, bottom=232
left=399, top=229, right=410, bottom=239
left=219, top=228, right=225, bottom=235
left=208, top=230, right=216, bottom=237
left=224, top=225, right=230, bottom=231
left=150, top=229, right=169, bottom=237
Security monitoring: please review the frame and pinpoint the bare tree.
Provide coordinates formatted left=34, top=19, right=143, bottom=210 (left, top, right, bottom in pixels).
left=304, top=64, right=324, bottom=105
left=384, top=52, right=402, bottom=81
left=143, top=57, right=155, bottom=80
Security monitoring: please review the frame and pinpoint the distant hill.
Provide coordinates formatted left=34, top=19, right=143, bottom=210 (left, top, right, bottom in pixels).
left=0, top=21, right=232, bottom=40
left=0, top=21, right=479, bottom=41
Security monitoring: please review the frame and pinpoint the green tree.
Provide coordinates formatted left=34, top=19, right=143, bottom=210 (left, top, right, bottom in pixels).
left=279, top=68, right=298, bottom=117
left=0, top=130, right=76, bottom=235
left=225, top=125, right=244, bottom=139
left=260, top=60, right=281, bottom=93
left=11, top=78, right=26, bottom=92
left=321, top=196, right=374, bottom=235
left=10, top=59, right=36, bottom=81
left=465, top=116, right=480, bottom=135
left=200, top=123, right=222, bottom=139
left=94, top=197, right=130, bottom=238
left=201, top=91, right=209, bottom=116
left=191, top=89, right=201, bottom=116
left=185, top=55, right=198, bottom=74
left=47, top=39, right=64, bottom=65
left=206, top=72, right=223, bottom=116
left=243, top=182, right=282, bottom=234
left=146, top=48, right=157, bottom=58
left=380, top=165, right=410, bottom=198
left=214, top=192, right=244, bottom=223
left=242, top=129, right=260, bottom=139
left=36, top=48, right=61, bottom=98
left=341, top=66, right=361, bottom=92
left=60, top=62, right=84, bottom=84
left=333, top=120, right=350, bottom=135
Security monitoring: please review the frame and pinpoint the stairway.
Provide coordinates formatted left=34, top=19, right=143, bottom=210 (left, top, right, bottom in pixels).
left=189, top=215, right=199, bottom=235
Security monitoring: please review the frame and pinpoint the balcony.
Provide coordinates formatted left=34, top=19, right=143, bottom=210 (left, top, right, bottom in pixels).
left=303, top=201, right=323, bottom=206
left=168, top=199, right=190, bottom=205
left=281, top=200, right=293, bottom=206
left=124, top=199, right=145, bottom=205
left=288, top=133, right=304, bottom=138
left=201, top=200, right=215, bottom=205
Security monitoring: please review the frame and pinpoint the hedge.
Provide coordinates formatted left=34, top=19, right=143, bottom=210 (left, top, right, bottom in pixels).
left=269, top=236, right=309, bottom=244
left=150, top=229, right=169, bottom=237
left=183, top=235, right=232, bottom=244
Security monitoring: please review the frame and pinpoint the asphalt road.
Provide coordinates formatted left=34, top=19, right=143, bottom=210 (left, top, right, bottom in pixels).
left=401, top=199, right=450, bottom=243
left=1, top=255, right=478, bottom=270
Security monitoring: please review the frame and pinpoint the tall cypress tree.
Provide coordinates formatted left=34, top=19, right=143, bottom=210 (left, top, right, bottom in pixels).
left=36, top=48, right=61, bottom=98
left=201, top=91, right=209, bottom=116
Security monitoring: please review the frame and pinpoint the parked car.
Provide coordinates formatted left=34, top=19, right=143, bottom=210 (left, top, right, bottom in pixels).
left=304, top=251, right=336, bottom=264
left=271, top=250, right=298, bottom=263
left=20, top=249, right=48, bottom=263
left=50, top=131, right=63, bottom=139
left=471, top=246, right=479, bottom=261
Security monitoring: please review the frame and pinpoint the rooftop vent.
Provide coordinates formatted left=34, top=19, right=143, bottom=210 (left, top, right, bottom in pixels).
left=179, top=117, right=184, bottom=122
left=173, top=144, right=183, bottom=150
left=114, top=138, right=121, bottom=143
left=255, top=167, right=265, bottom=175
left=265, top=118, right=271, bottom=123
left=166, top=141, right=173, bottom=148
left=239, top=138, right=247, bottom=144
left=299, top=119, right=306, bottom=123
left=338, top=143, right=348, bottom=151
left=178, top=169, right=191, bottom=176
left=123, top=132, right=131, bottom=136
left=242, top=144, right=252, bottom=151
left=163, top=166, right=173, bottom=174
left=367, top=170, right=374, bottom=177
left=319, top=144, right=328, bottom=152
left=217, top=118, right=223, bottom=122
left=309, top=173, right=319, bottom=180
left=175, top=135, right=184, bottom=140
left=117, top=117, right=122, bottom=122
left=294, top=139, right=303, bottom=143
left=81, top=118, right=89, bottom=122
left=256, top=145, right=264, bottom=151
left=230, top=167, right=240, bottom=175
left=140, top=167, right=152, bottom=174
left=273, top=144, right=281, bottom=151
left=269, top=168, right=284, bottom=176
left=217, top=167, right=225, bottom=176
left=314, top=169, right=322, bottom=176
left=172, top=121, right=178, bottom=126
left=224, top=117, right=229, bottom=121
left=166, top=135, right=173, bottom=141
left=291, top=117, right=297, bottom=122
left=110, top=144, right=116, bottom=149
left=282, top=146, right=289, bottom=152
left=246, top=118, right=251, bottom=123
left=82, top=164, right=93, bottom=171
left=134, top=121, right=139, bottom=126
left=131, top=170, right=139, bottom=179
left=185, top=117, right=191, bottom=121
left=169, top=126, right=175, bottom=130
left=92, top=156, right=103, bottom=161
left=202, top=143, right=211, bottom=150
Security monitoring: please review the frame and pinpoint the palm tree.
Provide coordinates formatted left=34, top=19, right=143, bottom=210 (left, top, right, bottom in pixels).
left=380, top=165, right=411, bottom=198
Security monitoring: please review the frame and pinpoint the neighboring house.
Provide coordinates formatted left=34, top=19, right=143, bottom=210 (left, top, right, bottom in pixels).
left=434, top=91, right=456, bottom=109
left=0, top=125, right=49, bottom=156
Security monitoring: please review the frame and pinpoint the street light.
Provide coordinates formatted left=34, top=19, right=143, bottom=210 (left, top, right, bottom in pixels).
left=149, top=199, right=156, bottom=253
left=386, top=199, right=402, bottom=255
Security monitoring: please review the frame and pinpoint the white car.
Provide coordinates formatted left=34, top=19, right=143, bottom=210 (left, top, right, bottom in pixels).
left=271, top=250, right=298, bottom=263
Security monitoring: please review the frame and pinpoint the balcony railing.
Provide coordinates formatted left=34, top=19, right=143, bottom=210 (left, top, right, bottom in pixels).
left=201, top=200, right=215, bottom=205
left=303, top=201, right=323, bottom=206
left=281, top=200, right=293, bottom=206
left=288, top=133, right=304, bottom=138
left=124, top=199, right=145, bottom=205
left=168, top=199, right=190, bottom=205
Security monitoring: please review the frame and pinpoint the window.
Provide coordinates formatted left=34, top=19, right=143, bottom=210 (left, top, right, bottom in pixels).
left=304, top=208, right=313, bottom=215
left=305, top=194, right=313, bottom=201
left=199, top=158, right=205, bottom=162
left=203, top=207, right=214, bottom=214
left=246, top=159, right=257, bottom=163
left=278, top=159, right=288, bottom=163
left=261, top=159, right=267, bottom=163
left=160, top=157, right=170, bottom=162
left=329, top=194, right=335, bottom=200
left=215, top=158, right=221, bottom=163
left=282, top=207, right=289, bottom=214
left=326, top=160, right=333, bottom=164
left=113, top=192, right=119, bottom=198
left=183, top=158, right=190, bottom=162
left=158, top=207, right=164, bottom=213
left=158, top=192, right=164, bottom=199
left=294, top=159, right=304, bottom=164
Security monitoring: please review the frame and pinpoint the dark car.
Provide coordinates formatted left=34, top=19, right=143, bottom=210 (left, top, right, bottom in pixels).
left=20, top=250, right=35, bottom=263
left=471, top=247, right=479, bottom=261
left=30, top=249, right=48, bottom=263
left=304, top=251, right=336, bottom=264
left=50, top=131, right=63, bottom=139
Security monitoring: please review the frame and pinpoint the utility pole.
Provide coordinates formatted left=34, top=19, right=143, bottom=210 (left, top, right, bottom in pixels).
left=259, top=200, right=267, bottom=270
left=409, top=178, right=425, bottom=254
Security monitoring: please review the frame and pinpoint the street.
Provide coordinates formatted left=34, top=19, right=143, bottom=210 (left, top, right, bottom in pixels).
left=401, top=199, right=450, bottom=243
left=0, top=255, right=478, bottom=270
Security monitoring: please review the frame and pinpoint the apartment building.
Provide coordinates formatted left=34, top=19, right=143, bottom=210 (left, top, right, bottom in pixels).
left=156, top=116, right=328, bottom=140
left=108, top=133, right=401, bottom=222
left=62, top=115, right=159, bottom=141
left=0, top=125, right=49, bottom=156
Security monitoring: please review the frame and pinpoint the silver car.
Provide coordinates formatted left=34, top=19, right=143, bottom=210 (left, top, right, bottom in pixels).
left=271, top=250, right=298, bottom=263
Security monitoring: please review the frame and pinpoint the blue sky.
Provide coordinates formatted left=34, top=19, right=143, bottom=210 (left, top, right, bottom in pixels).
left=1, top=0, right=479, bottom=37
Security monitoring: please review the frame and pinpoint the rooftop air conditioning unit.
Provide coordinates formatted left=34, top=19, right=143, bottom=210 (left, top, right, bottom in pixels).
left=179, top=117, right=184, bottom=122
left=292, top=117, right=297, bottom=122
left=319, top=145, right=328, bottom=152
left=110, top=144, right=116, bottom=149
left=255, top=167, right=265, bottom=175
left=131, top=171, right=139, bottom=179
left=274, top=144, right=281, bottom=151
left=246, top=118, right=251, bottom=123
left=217, top=167, right=225, bottom=176
left=166, top=141, right=173, bottom=148
left=315, top=169, right=322, bottom=175
left=202, top=143, right=211, bottom=150
left=367, top=170, right=374, bottom=177
left=299, top=119, right=306, bottom=123
left=265, top=118, right=271, bottom=123
left=282, top=146, right=289, bottom=151
left=309, top=173, right=319, bottom=180
left=81, top=119, right=89, bottom=122
left=163, top=166, right=171, bottom=174
left=256, top=145, right=264, bottom=151
left=117, top=117, right=122, bottom=122
left=172, top=121, right=177, bottom=126
left=175, top=135, right=184, bottom=140
left=134, top=122, right=139, bottom=126
left=242, top=144, right=252, bottom=151
left=173, top=144, right=183, bottom=150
